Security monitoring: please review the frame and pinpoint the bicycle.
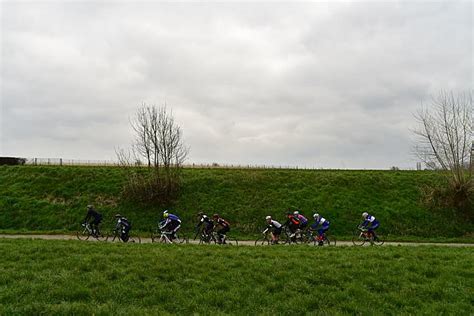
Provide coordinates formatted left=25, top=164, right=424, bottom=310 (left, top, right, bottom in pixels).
left=198, top=229, right=238, bottom=246
left=76, top=222, right=106, bottom=241
left=254, top=230, right=273, bottom=246
left=282, top=226, right=310, bottom=245
left=151, top=227, right=188, bottom=244
left=106, top=227, right=141, bottom=243
left=352, top=227, right=384, bottom=246
left=306, top=230, right=336, bottom=246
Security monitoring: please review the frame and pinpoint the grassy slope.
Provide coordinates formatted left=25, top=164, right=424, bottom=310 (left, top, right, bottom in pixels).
left=0, top=165, right=472, bottom=239
left=0, top=239, right=473, bottom=315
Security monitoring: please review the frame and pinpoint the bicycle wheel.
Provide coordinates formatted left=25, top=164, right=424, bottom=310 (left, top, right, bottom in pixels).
left=151, top=230, right=160, bottom=243
left=281, top=232, right=295, bottom=245
left=128, top=234, right=141, bottom=244
left=174, top=234, right=188, bottom=244
left=94, top=231, right=107, bottom=242
left=325, top=236, right=336, bottom=246
left=224, top=238, right=238, bottom=246
left=199, top=234, right=215, bottom=244
left=106, top=232, right=120, bottom=242
left=352, top=231, right=366, bottom=246
left=372, top=234, right=385, bottom=246
left=255, top=237, right=271, bottom=246
left=76, top=229, right=90, bottom=241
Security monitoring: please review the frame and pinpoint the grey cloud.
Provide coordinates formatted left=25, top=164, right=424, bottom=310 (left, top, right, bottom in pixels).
left=1, top=1, right=472, bottom=168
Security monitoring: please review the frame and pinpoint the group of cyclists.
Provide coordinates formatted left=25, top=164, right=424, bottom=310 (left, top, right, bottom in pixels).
left=83, top=205, right=381, bottom=245
left=82, top=205, right=232, bottom=244
left=262, top=210, right=380, bottom=245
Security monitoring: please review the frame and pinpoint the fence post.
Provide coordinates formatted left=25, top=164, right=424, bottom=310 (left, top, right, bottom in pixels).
left=60, top=158, right=63, bottom=166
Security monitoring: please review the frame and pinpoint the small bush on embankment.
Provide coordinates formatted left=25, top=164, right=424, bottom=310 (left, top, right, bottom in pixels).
left=0, top=165, right=472, bottom=239
left=0, top=239, right=472, bottom=314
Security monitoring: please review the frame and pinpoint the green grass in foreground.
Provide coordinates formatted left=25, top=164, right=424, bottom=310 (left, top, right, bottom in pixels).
left=0, top=239, right=473, bottom=315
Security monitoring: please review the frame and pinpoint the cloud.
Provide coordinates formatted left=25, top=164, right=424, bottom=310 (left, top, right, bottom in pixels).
left=1, top=1, right=472, bottom=168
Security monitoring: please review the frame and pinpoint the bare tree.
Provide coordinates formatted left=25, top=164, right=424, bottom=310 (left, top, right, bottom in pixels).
left=130, top=105, right=188, bottom=170
left=413, top=90, right=473, bottom=214
left=130, top=105, right=153, bottom=167
left=119, top=104, right=189, bottom=205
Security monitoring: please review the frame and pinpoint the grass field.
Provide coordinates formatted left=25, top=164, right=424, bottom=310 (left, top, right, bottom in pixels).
left=0, top=239, right=473, bottom=315
left=0, top=165, right=473, bottom=240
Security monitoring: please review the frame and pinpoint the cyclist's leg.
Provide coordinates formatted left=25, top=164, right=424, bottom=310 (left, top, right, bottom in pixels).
left=171, top=222, right=181, bottom=239
left=273, top=227, right=282, bottom=244
left=370, top=222, right=380, bottom=239
left=221, top=226, right=229, bottom=243
left=92, top=219, right=101, bottom=236
left=122, top=224, right=131, bottom=242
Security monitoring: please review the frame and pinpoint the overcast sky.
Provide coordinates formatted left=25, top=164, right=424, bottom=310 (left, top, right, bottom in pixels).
left=1, top=1, right=472, bottom=169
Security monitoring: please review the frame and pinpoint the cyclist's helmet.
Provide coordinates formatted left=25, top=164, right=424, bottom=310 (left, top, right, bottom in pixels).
left=213, top=213, right=219, bottom=219
left=265, top=215, right=272, bottom=220
left=362, top=212, right=369, bottom=218
left=115, top=213, right=122, bottom=218
left=87, top=205, right=94, bottom=210
left=197, top=212, right=204, bottom=217
left=164, top=212, right=169, bottom=218
left=293, top=210, right=299, bottom=215
left=313, top=213, right=320, bottom=219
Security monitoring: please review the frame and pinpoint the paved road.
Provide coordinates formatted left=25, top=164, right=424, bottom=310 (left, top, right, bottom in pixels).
left=1, top=234, right=473, bottom=247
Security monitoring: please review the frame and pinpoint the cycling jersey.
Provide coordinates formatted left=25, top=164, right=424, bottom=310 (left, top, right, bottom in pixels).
left=268, top=220, right=282, bottom=229
left=263, top=219, right=282, bottom=235
left=116, top=217, right=131, bottom=241
left=216, top=218, right=230, bottom=228
left=311, top=217, right=330, bottom=236
left=84, top=209, right=102, bottom=224
left=296, top=214, right=308, bottom=224
left=285, top=215, right=300, bottom=226
left=197, top=215, right=214, bottom=234
left=285, top=215, right=300, bottom=233
left=362, top=215, right=379, bottom=231
left=116, top=217, right=131, bottom=230
left=311, top=217, right=330, bottom=229
left=197, top=215, right=213, bottom=226
left=162, top=214, right=181, bottom=226
left=362, top=215, right=378, bottom=226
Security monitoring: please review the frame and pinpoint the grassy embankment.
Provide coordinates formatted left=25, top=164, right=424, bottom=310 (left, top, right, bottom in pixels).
left=0, top=165, right=472, bottom=241
left=0, top=239, right=472, bottom=314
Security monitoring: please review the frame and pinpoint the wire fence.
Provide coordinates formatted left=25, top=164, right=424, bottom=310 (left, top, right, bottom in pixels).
left=18, top=157, right=418, bottom=171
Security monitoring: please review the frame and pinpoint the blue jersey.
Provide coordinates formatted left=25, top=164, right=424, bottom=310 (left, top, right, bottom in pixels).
left=296, top=214, right=308, bottom=224
left=362, top=215, right=379, bottom=227
left=162, top=213, right=181, bottom=227
left=311, top=217, right=330, bottom=230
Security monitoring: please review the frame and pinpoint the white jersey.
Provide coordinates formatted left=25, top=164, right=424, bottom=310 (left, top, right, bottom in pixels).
left=270, top=220, right=282, bottom=228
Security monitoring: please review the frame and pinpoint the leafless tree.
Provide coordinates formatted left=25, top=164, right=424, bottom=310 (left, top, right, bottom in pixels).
left=118, top=104, right=189, bottom=205
left=413, top=90, right=473, bottom=214
left=130, top=105, right=188, bottom=170
left=130, top=105, right=153, bottom=167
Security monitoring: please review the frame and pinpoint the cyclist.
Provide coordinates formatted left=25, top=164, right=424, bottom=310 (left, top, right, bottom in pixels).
left=160, top=210, right=182, bottom=240
left=311, top=213, right=330, bottom=246
left=196, top=212, right=214, bottom=237
left=83, top=205, right=102, bottom=237
left=283, top=211, right=300, bottom=238
left=213, top=214, right=230, bottom=244
left=360, top=212, right=380, bottom=239
left=114, top=214, right=131, bottom=242
left=293, top=210, right=308, bottom=230
left=262, top=215, right=282, bottom=244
